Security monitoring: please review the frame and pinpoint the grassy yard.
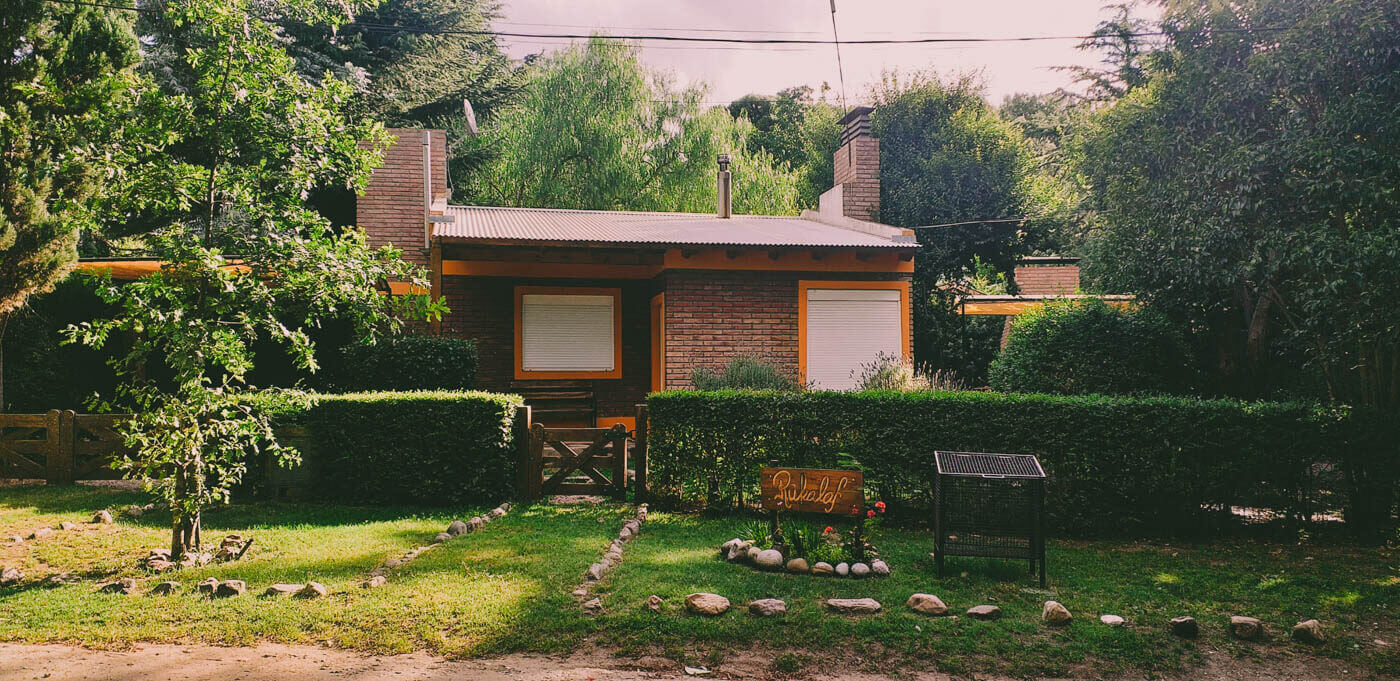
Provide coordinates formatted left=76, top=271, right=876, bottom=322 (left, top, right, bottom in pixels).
left=2, top=485, right=1398, bottom=677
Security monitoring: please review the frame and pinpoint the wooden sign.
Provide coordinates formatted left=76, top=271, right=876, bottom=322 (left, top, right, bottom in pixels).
left=760, top=467, right=863, bottom=515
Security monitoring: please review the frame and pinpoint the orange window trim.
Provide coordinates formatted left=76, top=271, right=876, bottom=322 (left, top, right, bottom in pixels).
left=796, top=280, right=912, bottom=385
left=514, top=285, right=624, bottom=380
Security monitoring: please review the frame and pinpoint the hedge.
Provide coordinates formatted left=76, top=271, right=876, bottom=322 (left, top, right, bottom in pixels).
left=988, top=299, right=1193, bottom=396
left=645, top=390, right=1400, bottom=537
left=261, top=391, right=521, bottom=506
left=329, top=336, right=478, bottom=392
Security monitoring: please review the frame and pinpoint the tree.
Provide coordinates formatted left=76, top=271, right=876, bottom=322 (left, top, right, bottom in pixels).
left=1056, top=2, right=1159, bottom=103
left=455, top=38, right=801, bottom=215
left=1077, top=0, right=1400, bottom=406
left=282, top=0, right=526, bottom=127
left=0, top=0, right=138, bottom=408
left=66, top=0, right=444, bottom=561
left=868, top=71, right=1064, bottom=380
left=729, top=86, right=842, bottom=208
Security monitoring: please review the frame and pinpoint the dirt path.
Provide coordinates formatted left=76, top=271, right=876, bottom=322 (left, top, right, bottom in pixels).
left=0, top=643, right=1373, bottom=681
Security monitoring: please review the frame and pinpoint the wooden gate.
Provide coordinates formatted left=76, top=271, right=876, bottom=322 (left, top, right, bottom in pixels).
left=1, top=411, right=130, bottom=484
left=524, top=422, right=629, bottom=500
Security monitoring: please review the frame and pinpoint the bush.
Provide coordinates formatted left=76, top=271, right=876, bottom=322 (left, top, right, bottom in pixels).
left=330, top=336, right=477, bottom=392
left=988, top=299, right=1192, bottom=396
left=645, top=390, right=1400, bottom=537
left=261, top=391, right=521, bottom=506
left=690, top=353, right=800, bottom=391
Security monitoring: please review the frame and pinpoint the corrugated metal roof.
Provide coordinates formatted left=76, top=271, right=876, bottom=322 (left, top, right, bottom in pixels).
left=434, top=205, right=911, bottom=249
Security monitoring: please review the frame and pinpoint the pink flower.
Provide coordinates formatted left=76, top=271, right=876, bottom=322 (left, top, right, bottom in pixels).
left=867, top=510, right=876, bottom=518
left=851, top=505, right=859, bottom=515
left=823, top=526, right=834, bottom=534
left=875, top=501, right=886, bottom=511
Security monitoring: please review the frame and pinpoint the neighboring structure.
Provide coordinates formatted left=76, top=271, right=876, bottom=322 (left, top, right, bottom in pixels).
left=355, top=107, right=919, bottom=427
left=959, top=257, right=1133, bottom=317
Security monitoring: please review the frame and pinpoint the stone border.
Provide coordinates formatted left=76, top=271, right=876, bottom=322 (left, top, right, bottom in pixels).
left=574, top=504, right=648, bottom=612
left=717, top=538, right=890, bottom=579
left=360, top=501, right=513, bottom=589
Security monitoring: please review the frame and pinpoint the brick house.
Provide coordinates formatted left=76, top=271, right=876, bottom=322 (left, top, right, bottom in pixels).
left=357, top=108, right=919, bottom=427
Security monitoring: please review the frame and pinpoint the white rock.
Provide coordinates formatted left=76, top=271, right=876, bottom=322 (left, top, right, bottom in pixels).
left=825, top=598, right=882, bottom=614
left=834, top=562, right=850, bottom=577
left=967, top=605, right=1002, bottom=620
left=296, top=582, right=329, bottom=599
left=850, top=562, right=871, bottom=578
left=812, top=562, right=834, bottom=575
left=754, top=549, right=784, bottom=570
left=907, top=593, right=948, bottom=616
left=1043, top=600, right=1072, bottom=626
left=749, top=598, right=787, bottom=617
left=685, top=593, right=730, bottom=616
left=871, top=560, right=890, bottom=576
left=1100, top=614, right=1125, bottom=627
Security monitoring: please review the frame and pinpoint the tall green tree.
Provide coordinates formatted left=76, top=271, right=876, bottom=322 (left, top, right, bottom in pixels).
left=1078, top=0, right=1400, bottom=407
left=869, top=71, right=1065, bottom=380
left=456, top=38, right=801, bottom=214
left=0, top=0, right=138, bottom=408
left=283, top=0, right=525, bottom=127
left=729, top=86, right=842, bottom=207
left=67, top=0, right=443, bottom=560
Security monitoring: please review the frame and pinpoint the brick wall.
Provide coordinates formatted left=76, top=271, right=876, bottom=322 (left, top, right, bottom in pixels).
left=660, top=270, right=912, bottom=389
left=355, top=128, right=447, bottom=266
left=832, top=137, right=880, bottom=222
left=439, top=276, right=650, bottom=418
left=1013, top=263, right=1080, bottom=295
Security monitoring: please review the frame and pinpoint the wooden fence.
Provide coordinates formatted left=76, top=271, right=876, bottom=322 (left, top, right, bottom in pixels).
left=0, top=411, right=131, bottom=484
left=517, top=404, right=649, bottom=502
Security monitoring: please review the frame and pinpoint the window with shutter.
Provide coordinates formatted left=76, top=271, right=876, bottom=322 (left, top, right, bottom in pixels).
left=514, top=287, right=622, bottom=379
left=800, top=282, right=909, bottom=390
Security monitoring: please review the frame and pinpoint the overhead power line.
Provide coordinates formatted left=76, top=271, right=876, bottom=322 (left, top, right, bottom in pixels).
left=41, top=0, right=1291, bottom=47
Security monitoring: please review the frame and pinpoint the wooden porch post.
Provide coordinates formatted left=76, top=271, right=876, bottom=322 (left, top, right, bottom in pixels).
left=633, top=404, right=648, bottom=502
left=610, top=423, right=628, bottom=501
left=45, top=410, right=75, bottom=485
left=528, top=422, right=545, bottom=501
left=514, top=405, right=532, bottom=500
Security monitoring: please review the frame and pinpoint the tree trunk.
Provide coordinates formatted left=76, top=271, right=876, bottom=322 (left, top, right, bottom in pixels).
left=169, top=464, right=202, bottom=560
left=0, top=313, right=7, bottom=412
left=171, top=510, right=201, bottom=561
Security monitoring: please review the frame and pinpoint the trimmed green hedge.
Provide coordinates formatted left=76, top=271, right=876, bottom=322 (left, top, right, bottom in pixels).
left=645, top=390, right=1400, bottom=536
left=989, top=299, right=1192, bottom=396
left=329, top=336, right=478, bottom=392
left=264, top=391, right=521, bottom=506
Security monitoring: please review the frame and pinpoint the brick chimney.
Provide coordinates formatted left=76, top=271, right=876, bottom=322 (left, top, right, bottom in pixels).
left=355, top=128, right=448, bottom=266
left=819, top=106, right=880, bottom=222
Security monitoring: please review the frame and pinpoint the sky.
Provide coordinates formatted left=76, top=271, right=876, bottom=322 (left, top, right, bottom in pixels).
left=492, top=0, right=1160, bottom=107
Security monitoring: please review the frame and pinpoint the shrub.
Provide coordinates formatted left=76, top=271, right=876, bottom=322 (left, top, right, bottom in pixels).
left=988, top=299, right=1192, bottom=396
left=260, top=390, right=521, bottom=506
left=690, top=353, right=800, bottom=391
left=330, top=336, right=477, bottom=392
left=644, top=390, right=1400, bottom=537
left=854, top=352, right=967, bottom=392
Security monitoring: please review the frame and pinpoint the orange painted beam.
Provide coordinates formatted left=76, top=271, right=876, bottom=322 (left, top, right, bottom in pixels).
left=960, top=295, right=1136, bottom=316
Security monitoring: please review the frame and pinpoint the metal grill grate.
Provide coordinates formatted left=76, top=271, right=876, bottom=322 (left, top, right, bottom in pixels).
left=933, top=450, right=1048, bottom=586
left=936, top=451, right=1045, bottom=478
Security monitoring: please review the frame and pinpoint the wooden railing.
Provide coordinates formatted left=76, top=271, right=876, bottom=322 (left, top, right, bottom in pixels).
left=0, top=411, right=131, bottom=484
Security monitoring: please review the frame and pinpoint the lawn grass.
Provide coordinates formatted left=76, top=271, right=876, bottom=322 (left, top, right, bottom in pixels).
left=2, top=485, right=1398, bottom=677
left=592, top=512, right=1400, bottom=677
left=0, top=484, right=626, bottom=655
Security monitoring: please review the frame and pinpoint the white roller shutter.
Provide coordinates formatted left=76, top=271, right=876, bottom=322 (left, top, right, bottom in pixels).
left=521, top=294, right=615, bottom=372
left=806, top=288, right=902, bottom=390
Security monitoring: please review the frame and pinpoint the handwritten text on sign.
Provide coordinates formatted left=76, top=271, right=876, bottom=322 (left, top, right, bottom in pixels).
left=759, top=467, right=864, bottom=514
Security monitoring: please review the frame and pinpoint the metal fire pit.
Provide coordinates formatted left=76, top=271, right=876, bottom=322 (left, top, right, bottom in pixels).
left=933, top=450, right=1047, bottom=586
